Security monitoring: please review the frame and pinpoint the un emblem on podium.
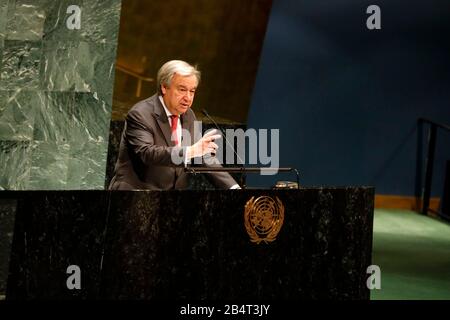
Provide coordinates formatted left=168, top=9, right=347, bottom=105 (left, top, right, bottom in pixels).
left=244, top=196, right=285, bottom=244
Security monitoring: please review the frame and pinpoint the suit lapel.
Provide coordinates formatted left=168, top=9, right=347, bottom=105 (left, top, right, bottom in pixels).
left=153, top=96, right=174, bottom=147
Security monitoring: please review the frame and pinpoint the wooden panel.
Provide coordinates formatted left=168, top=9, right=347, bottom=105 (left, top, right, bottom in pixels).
left=375, top=194, right=441, bottom=212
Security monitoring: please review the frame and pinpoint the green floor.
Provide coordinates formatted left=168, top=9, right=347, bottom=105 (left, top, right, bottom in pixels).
left=371, top=209, right=450, bottom=300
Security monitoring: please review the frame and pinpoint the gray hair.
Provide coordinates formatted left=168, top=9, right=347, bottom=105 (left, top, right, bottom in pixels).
left=157, top=60, right=201, bottom=95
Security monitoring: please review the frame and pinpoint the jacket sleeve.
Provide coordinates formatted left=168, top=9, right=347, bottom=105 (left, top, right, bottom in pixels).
left=186, top=112, right=239, bottom=189
left=124, top=109, right=186, bottom=167
left=203, top=152, right=239, bottom=189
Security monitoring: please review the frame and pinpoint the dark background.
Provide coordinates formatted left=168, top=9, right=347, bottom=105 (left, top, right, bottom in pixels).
left=247, top=0, right=450, bottom=197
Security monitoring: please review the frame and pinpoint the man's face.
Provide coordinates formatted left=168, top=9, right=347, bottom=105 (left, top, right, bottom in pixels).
left=161, top=73, right=198, bottom=115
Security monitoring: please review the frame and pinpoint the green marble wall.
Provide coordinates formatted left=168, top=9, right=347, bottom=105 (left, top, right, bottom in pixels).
left=0, top=0, right=121, bottom=190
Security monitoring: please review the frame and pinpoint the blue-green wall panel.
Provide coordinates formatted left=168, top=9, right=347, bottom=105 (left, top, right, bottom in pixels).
left=0, top=0, right=121, bottom=190
left=66, top=141, right=108, bottom=189
left=43, top=0, right=121, bottom=43
left=0, top=90, right=38, bottom=140
left=72, top=92, right=111, bottom=143
left=0, top=1, right=7, bottom=40
left=5, top=0, right=48, bottom=41
left=0, top=90, right=7, bottom=120
left=0, top=40, right=42, bottom=90
left=27, top=141, right=70, bottom=190
left=78, top=0, right=122, bottom=43
left=0, top=141, right=31, bottom=190
left=41, top=41, right=116, bottom=102
left=32, top=91, right=75, bottom=142
left=0, top=40, right=3, bottom=71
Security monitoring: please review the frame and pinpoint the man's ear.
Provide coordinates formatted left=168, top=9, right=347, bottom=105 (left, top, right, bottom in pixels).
left=161, top=85, right=167, bottom=95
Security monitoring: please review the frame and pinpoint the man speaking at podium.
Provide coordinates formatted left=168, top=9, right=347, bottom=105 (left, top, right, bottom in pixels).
left=109, top=60, right=240, bottom=190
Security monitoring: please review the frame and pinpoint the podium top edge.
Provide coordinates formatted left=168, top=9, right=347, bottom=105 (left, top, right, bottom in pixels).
left=0, top=186, right=376, bottom=195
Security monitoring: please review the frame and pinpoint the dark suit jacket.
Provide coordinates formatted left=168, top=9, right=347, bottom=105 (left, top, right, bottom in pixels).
left=109, top=94, right=237, bottom=190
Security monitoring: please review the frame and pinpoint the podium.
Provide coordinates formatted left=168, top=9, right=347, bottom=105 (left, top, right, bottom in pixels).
left=2, top=187, right=374, bottom=300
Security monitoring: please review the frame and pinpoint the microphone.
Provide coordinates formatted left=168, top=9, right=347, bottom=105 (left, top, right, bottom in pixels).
left=202, top=109, right=245, bottom=165
left=200, top=110, right=299, bottom=190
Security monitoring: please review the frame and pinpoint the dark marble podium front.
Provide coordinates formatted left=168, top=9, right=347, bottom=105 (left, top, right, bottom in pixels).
left=2, top=188, right=374, bottom=300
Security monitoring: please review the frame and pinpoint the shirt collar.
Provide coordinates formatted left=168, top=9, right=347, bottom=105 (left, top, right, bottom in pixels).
left=158, top=95, right=177, bottom=118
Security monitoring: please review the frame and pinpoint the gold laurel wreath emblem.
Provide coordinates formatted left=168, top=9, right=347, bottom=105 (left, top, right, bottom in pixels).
left=244, top=196, right=285, bottom=244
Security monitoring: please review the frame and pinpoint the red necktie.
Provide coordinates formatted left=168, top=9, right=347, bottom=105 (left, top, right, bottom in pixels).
left=169, top=115, right=179, bottom=146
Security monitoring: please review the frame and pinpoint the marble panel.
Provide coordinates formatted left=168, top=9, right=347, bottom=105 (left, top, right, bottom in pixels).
left=0, top=90, right=7, bottom=115
left=72, top=92, right=111, bottom=143
left=0, top=0, right=8, bottom=40
left=32, top=91, right=74, bottom=143
left=66, top=141, right=108, bottom=190
left=0, top=90, right=42, bottom=141
left=44, top=0, right=121, bottom=44
left=5, top=0, right=49, bottom=41
left=0, top=141, right=31, bottom=190
left=42, top=0, right=83, bottom=41
left=0, top=40, right=42, bottom=90
left=27, top=141, right=70, bottom=190
left=41, top=41, right=117, bottom=102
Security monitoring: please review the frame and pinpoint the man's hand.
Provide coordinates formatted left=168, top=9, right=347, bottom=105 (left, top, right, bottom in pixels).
left=186, top=129, right=221, bottom=159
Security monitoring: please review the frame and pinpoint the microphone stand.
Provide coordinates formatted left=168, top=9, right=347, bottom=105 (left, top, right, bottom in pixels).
left=201, top=109, right=248, bottom=186
left=199, top=110, right=300, bottom=189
